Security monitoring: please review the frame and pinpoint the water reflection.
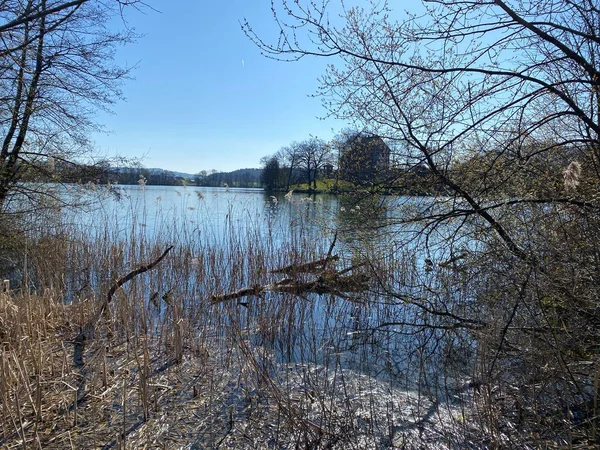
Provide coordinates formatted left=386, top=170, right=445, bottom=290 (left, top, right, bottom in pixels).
left=50, top=186, right=471, bottom=395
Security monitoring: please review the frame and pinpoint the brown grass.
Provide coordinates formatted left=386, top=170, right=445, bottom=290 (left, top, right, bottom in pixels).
left=0, top=191, right=484, bottom=449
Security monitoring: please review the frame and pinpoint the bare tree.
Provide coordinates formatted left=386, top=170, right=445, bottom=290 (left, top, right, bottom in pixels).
left=0, top=0, right=142, bottom=213
left=244, top=0, right=600, bottom=444
left=276, top=142, right=301, bottom=191
left=295, top=137, right=331, bottom=190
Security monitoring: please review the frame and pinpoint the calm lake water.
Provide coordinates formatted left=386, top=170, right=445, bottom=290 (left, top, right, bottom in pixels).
left=57, top=185, right=470, bottom=389
left=71, top=184, right=439, bottom=253
left=71, top=185, right=334, bottom=241
left=66, top=184, right=413, bottom=257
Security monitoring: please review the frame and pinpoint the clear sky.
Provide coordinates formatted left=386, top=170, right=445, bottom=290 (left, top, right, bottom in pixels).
left=92, top=1, right=351, bottom=174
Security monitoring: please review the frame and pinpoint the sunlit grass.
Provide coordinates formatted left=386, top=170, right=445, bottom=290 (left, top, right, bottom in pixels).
left=289, top=178, right=355, bottom=192
left=0, top=189, right=479, bottom=448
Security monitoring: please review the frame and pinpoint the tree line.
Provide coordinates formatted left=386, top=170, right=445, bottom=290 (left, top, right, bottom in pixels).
left=195, top=168, right=261, bottom=188
left=260, top=130, right=444, bottom=194
left=260, top=136, right=333, bottom=191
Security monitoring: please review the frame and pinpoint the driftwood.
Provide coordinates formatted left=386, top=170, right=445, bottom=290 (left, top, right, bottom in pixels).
left=212, top=254, right=369, bottom=303
left=270, top=255, right=339, bottom=274
left=102, top=245, right=174, bottom=318
left=75, top=245, right=174, bottom=363
left=71, top=245, right=174, bottom=417
left=270, top=232, right=339, bottom=276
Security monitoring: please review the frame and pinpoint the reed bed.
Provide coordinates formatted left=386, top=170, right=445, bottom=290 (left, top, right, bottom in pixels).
left=0, top=188, right=479, bottom=449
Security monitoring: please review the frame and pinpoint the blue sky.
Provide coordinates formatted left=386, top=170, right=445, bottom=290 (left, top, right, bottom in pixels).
left=92, top=1, right=351, bottom=173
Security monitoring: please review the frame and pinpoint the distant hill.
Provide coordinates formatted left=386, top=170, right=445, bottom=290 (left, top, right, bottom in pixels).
left=110, top=167, right=188, bottom=186
left=145, top=168, right=196, bottom=179
left=197, top=168, right=261, bottom=188
left=111, top=167, right=261, bottom=188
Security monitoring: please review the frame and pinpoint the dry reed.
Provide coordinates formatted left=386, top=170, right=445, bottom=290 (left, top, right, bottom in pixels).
left=0, top=188, right=481, bottom=449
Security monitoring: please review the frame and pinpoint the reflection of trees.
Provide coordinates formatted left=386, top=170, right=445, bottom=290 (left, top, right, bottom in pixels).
left=261, top=191, right=336, bottom=255
left=334, top=194, right=390, bottom=251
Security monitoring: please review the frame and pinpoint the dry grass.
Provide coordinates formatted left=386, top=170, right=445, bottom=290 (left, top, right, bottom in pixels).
left=0, top=190, right=487, bottom=449
left=0, top=290, right=477, bottom=449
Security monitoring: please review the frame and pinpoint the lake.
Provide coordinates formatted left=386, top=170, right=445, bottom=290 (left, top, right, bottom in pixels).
left=0, top=183, right=479, bottom=447
left=53, top=184, right=472, bottom=393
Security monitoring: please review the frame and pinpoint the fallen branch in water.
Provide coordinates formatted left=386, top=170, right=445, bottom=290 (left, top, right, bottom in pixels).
left=212, top=255, right=368, bottom=303
left=102, top=245, right=174, bottom=318
left=270, top=255, right=339, bottom=275
left=71, top=245, right=174, bottom=417
left=76, top=245, right=174, bottom=356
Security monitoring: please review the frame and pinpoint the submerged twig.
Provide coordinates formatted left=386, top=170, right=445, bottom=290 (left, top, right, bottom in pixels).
left=270, top=254, right=339, bottom=275
left=213, top=253, right=368, bottom=303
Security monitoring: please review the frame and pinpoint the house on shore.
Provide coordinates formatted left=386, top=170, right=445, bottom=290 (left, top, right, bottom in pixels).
left=339, top=133, right=391, bottom=184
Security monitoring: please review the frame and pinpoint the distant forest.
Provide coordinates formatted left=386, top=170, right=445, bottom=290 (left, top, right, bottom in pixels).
left=113, top=167, right=262, bottom=188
